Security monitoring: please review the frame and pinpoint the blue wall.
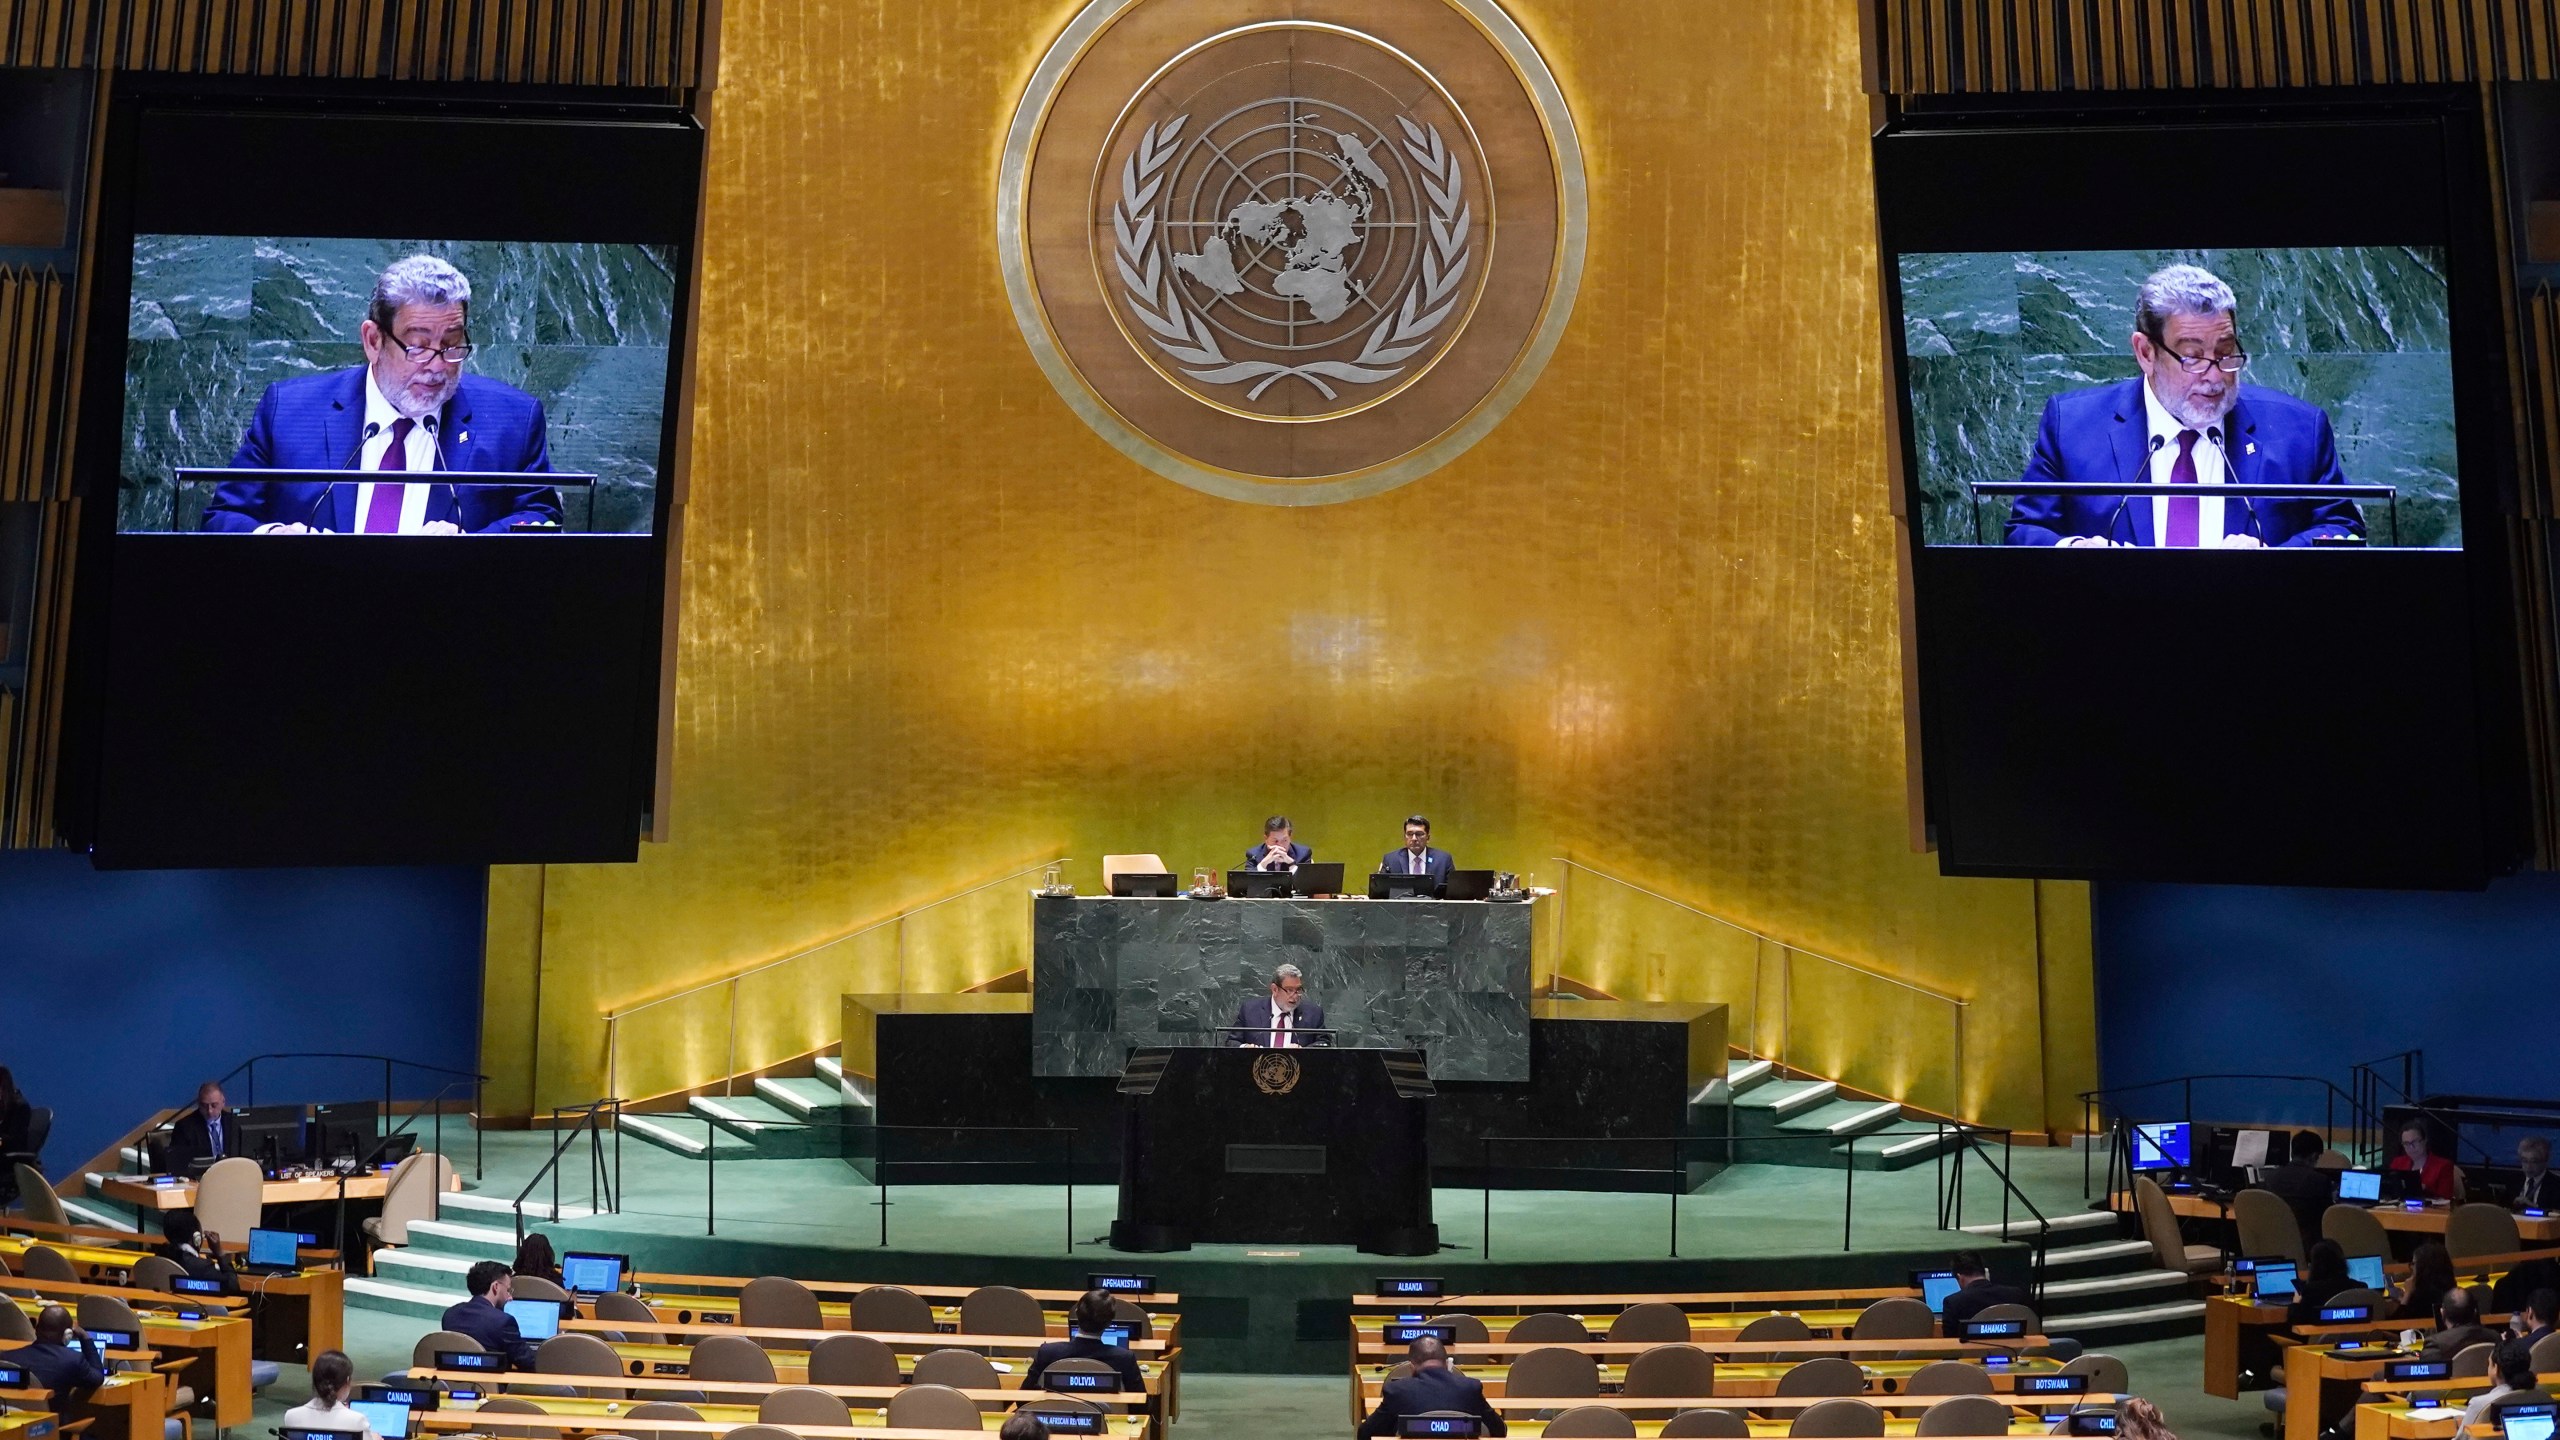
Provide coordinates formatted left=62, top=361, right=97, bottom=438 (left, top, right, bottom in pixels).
left=1, top=850, right=487, bottom=1180
left=2094, top=872, right=2560, bottom=1124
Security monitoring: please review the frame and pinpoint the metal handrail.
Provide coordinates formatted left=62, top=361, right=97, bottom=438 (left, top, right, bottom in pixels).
left=1547, top=857, right=1969, bottom=1115
left=210, top=1050, right=489, bottom=1179
left=514, top=1099, right=621, bottom=1239
left=602, top=857, right=1070, bottom=1101
left=2075, top=1071, right=2385, bottom=1199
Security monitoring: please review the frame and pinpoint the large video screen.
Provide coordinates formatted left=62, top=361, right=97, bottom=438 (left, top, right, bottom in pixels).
left=1900, top=247, right=2459, bottom=553
left=119, top=237, right=675, bottom=537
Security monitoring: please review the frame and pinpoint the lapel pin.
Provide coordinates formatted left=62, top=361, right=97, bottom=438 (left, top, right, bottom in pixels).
left=458, top=431, right=469, bottom=443
left=2245, top=442, right=2256, bottom=455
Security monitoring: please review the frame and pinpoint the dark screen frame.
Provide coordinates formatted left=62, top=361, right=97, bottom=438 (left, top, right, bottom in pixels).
left=1875, top=89, right=2526, bottom=887
left=58, top=77, right=704, bottom=866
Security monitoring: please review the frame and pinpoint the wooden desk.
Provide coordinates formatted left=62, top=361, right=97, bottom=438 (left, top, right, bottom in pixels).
left=2204, top=1293, right=2291, bottom=1399
left=2287, top=1341, right=2409, bottom=1440
left=234, top=1266, right=343, bottom=1364
left=3, top=1300, right=251, bottom=1431
left=0, top=1408, right=62, bottom=1440
left=413, top=1405, right=1147, bottom=1439
left=2114, top=1192, right=2560, bottom=1246
left=1350, top=1308, right=1874, bottom=1342
left=1348, top=1287, right=1917, bottom=1312
left=2353, top=1401, right=2466, bottom=1440
left=1353, top=1356, right=2068, bottom=1402
left=630, top=1288, right=1179, bottom=1346
left=588, top=1339, right=1167, bottom=1395
left=405, top=1368, right=1157, bottom=1423
left=98, top=1173, right=395, bottom=1211
left=1350, top=1337, right=2024, bottom=1364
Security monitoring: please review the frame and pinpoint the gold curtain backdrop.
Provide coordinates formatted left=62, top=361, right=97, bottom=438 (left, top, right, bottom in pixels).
left=479, top=0, right=2098, bottom=1135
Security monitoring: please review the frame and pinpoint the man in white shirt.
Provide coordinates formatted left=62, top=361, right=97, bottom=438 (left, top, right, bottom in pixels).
left=1376, top=816, right=1455, bottom=886
left=1228, top=963, right=1328, bottom=1047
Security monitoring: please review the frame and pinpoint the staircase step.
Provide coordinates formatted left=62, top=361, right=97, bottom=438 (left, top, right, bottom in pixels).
left=2044, top=1297, right=2208, bottom=1344
left=814, top=1056, right=844, bottom=1085
left=1779, top=1100, right=1905, bottom=1136
left=2032, top=1268, right=2194, bottom=1316
left=401, top=1218, right=519, bottom=1260
left=622, top=1111, right=756, bottom=1158
left=2032, top=1238, right=2159, bottom=1273
left=372, top=1246, right=476, bottom=1283
left=346, top=1275, right=465, bottom=1321
left=754, top=1076, right=845, bottom=1117
left=438, top=1191, right=596, bottom=1224
left=1834, top=1121, right=1966, bottom=1171
left=1736, top=1079, right=1838, bottom=1114
left=62, top=1193, right=136, bottom=1232
left=1965, top=1209, right=2119, bottom=1240
left=690, top=1095, right=838, bottom=1159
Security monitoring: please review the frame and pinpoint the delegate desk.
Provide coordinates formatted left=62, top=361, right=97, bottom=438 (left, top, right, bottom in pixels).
left=404, top=1371, right=1156, bottom=1440
left=1349, top=1338, right=2045, bottom=1412
left=412, top=1411, right=1145, bottom=1440
left=0, top=1234, right=343, bottom=1364
left=626, top=1276, right=1180, bottom=1343
left=1031, top=891, right=1541, bottom=1082
left=1478, top=1393, right=2126, bottom=1440
left=0, top=1359, right=168, bottom=1440
left=2119, top=1189, right=2560, bottom=1246
left=6, top=1290, right=253, bottom=1430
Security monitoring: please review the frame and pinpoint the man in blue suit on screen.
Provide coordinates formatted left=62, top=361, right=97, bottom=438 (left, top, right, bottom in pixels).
left=2004, top=263, right=2366, bottom=549
left=203, top=254, right=562, bottom=535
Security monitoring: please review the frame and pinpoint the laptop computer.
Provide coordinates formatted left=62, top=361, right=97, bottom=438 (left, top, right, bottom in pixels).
left=561, top=1251, right=629, bottom=1296
left=2252, top=1260, right=2299, bottom=1303
left=1442, top=869, right=1495, bottom=901
left=2501, top=1402, right=2559, bottom=1440
left=1912, top=1269, right=1959, bottom=1314
left=503, top=1298, right=566, bottom=1341
left=2347, top=1254, right=2388, bottom=1290
left=240, top=1228, right=301, bottom=1275
left=350, top=1401, right=413, bottom=1439
left=2338, top=1168, right=2385, bottom=1205
left=1108, top=871, right=1177, bottom=898
left=1369, top=872, right=1438, bottom=899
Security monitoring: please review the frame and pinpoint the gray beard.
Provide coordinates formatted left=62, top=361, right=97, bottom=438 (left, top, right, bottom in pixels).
left=2164, top=380, right=2237, bottom=432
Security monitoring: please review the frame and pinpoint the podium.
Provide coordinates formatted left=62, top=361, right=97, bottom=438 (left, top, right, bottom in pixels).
left=1110, top=1045, right=1438, bottom=1255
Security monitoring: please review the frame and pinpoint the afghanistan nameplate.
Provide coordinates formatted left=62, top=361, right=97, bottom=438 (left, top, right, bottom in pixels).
left=999, top=0, right=1587, bottom=505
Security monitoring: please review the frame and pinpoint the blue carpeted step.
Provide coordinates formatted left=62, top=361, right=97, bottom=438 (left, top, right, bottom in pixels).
left=689, top=1095, right=840, bottom=1159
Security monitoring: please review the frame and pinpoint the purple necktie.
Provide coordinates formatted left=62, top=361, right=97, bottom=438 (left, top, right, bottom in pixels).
left=363, top=418, right=415, bottom=533
left=2164, top=429, right=2200, bottom=548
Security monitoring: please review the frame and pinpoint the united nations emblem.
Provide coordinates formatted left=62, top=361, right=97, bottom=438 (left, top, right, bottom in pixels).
left=1000, top=0, right=1585, bottom=505
left=1252, top=1051, right=1302, bottom=1094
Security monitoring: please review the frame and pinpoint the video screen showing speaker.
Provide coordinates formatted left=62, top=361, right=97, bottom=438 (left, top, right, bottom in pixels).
left=1898, top=246, right=2459, bottom=553
left=59, top=84, right=702, bottom=867
left=117, top=237, right=675, bottom=538
left=1875, top=98, right=2523, bottom=887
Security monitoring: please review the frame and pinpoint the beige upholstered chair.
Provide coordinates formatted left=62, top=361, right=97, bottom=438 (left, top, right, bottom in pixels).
left=1100, top=855, right=1170, bottom=890
left=2057, top=1352, right=2130, bottom=1396
left=361, top=1152, right=453, bottom=1246
left=687, top=1332, right=777, bottom=1403
left=741, top=1275, right=824, bottom=1332
left=19, top=1246, right=76, bottom=1283
left=511, top=1274, right=574, bottom=1305
left=2451, top=1342, right=2496, bottom=1378
left=1904, top=1360, right=1994, bottom=1395
left=1850, top=1297, right=1936, bottom=1341
left=1737, top=1313, right=1814, bottom=1341
left=716, top=1427, right=799, bottom=1440
left=806, top=1332, right=902, bottom=1386
left=1661, top=1411, right=1752, bottom=1438
left=1969, top=1302, right=2042, bottom=1333
left=2315, top=1149, right=2351, bottom=1171
left=913, top=1347, right=1000, bottom=1407
left=1504, top=1346, right=1600, bottom=1400
left=1622, top=1344, right=1716, bottom=1398
left=2134, top=1176, right=2223, bottom=1276
left=10, top=1166, right=66, bottom=1229
left=194, top=1157, right=267, bottom=1240
left=2234, top=1188, right=2310, bottom=1264
left=2323, top=1204, right=2391, bottom=1259
left=1789, top=1399, right=1886, bottom=1437
left=1423, top=1313, right=1491, bottom=1343
left=759, top=1386, right=852, bottom=1428
left=885, top=1383, right=982, bottom=1432
left=2448, top=1203, right=2523, bottom=1261
left=848, top=1283, right=933, bottom=1334
left=535, top=1332, right=626, bottom=1398
left=2326, top=1287, right=2389, bottom=1314
left=411, top=1330, right=479, bottom=1368
left=2530, top=1333, right=2560, bottom=1377
left=959, top=1285, right=1047, bottom=1336
left=1505, top=1312, right=1592, bottom=1343
left=1913, top=1396, right=2012, bottom=1436
left=1545, top=1407, right=1639, bottom=1438
left=1775, top=1357, right=1866, bottom=1397
left=0, top=1304, right=33, bottom=1343
left=471, top=1397, right=553, bottom=1440
left=620, top=1399, right=702, bottom=1440
left=594, top=1291, right=659, bottom=1328
left=128, top=1256, right=186, bottom=1292
left=1608, top=1303, right=1692, bottom=1343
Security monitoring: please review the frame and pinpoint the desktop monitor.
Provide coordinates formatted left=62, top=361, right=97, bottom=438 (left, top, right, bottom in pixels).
left=503, top=1298, right=566, bottom=1341
left=561, top=1252, right=628, bottom=1295
left=2129, top=1122, right=2192, bottom=1172
left=2504, top=1403, right=2559, bottom=1440
left=350, top=1402, right=412, bottom=1440
left=2253, top=1261, right=2300, bottom=1303
left=2340, top=1169, right=2385, bottom=1203
left=2348, top=1254, right=2389, bottom=1290
left=1913, top=1269, right=1960, bottom=1314
left=246, top=1228, right=300, bottom=1268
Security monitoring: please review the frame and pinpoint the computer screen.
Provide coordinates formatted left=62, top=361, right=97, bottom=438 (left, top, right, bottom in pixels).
left=2504, top=1405, right=2559, bottom=1440
left=560, top=1252, right=626, bottom=1295
left=2130, top=1122, right=2191, bottom=1171
left=2254, top=1261, right=2299, bottom=1302
left=349, top=1401, right=412, bottom=1440
left=2340, top=1169, right=2384, bottom=1202
left=1915, top=1270, right=1960, bottom=1314
left=2348, top=1254, right=2388, bottom=1290
left=503, top=1298, right=564, bottom=1341
left=246, top=1228, right=300, bottom=1267
left=1097, top=1325, right=1131, bottom=1347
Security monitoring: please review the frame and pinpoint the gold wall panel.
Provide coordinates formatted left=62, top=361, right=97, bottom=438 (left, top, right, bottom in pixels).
left=489, top=0, right=2098, bottom=1133
left=0, top=0, right=713, bottom=82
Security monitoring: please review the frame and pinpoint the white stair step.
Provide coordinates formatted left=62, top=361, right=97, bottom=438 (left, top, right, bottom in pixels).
left=405, top=1218, right=518, bottom=1257
left=2032, top=1238, right=2157, bottom=1270
left=373, top=1248, right=476, bottom=1279
left=2036, top=1269, right=2194, bottom=1299
left=345, top=1275, right=466, bottom=1319
left=1965, top=1209, right=2117, bottom=1239
left=1821, top=1102, right=1904, bottom=1135
left=61, top=1197, right=135, bottom=1232
left=814, top=1056, right=844, bottom=1084
left=437, top=1191, right=595, bottom=1223
left=1763, top=1081, right=1839, bottom=1116
left=2045, top=1299, right=2208, bottom=1334
left=622, top=1112, right=728, bottom=1156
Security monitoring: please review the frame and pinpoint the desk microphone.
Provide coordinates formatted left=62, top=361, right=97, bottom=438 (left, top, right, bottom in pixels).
left=2204, top=425, right=2265, bottom=544
left=304, top=421, right=384, bottom=529
left=422, top=414, right=461, bottom=529
left=2101, top=434, right=2165, bottom=544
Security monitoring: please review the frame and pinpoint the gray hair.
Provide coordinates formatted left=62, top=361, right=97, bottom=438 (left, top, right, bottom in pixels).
left=2525, top=1136, right=2552, bottom=1162
left=369, top=254, right=472, bottom=333
left=1273, top=963, right=1303, bottom=983
left=2134, top=263, right=2236, bottom=345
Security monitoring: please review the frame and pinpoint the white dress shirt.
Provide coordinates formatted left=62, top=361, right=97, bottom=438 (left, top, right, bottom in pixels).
left=2141, top=380, right=2231, bottom=547
left=1406, top=848, right=1427, bottom=875
left=281, top=1399, right=380, bottom=1440
left=347, top=370, right=441, bottom=533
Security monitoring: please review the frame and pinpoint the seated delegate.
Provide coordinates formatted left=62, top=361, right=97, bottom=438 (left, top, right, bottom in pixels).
left=1021, top=1291, right=1146, bottom=1392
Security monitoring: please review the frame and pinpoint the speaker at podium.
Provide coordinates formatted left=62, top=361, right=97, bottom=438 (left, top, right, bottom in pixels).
left=1110, top=1044, right=1438, bottom=1255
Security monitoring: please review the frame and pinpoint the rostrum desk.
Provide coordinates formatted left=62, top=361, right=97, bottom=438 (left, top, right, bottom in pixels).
left=1110, top=1044, right=1435, bottom=1254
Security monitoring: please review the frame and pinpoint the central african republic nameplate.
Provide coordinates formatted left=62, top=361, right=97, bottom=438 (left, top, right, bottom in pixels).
left=999, top=0, right=1586, bottom=505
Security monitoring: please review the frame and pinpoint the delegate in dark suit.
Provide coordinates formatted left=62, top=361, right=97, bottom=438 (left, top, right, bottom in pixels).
left=5, top=1334, right=105, bottom=1407
left=204, top=369, right=562, bottom=534
left=1229, top=995, right=1328, bottom=1046
left=2257, top=1162, right=2334, bottom=1254
left=1020, top=1333, right=1146, bottom=1393
left=1377, top=846, right=1455, bottom=884
left=438, top=1294, right=539, bottom=1370
left=1358, top=1361, right=1507, bottom=1438
left=1245, top=841, right=1313, bottom=869
left=2005, top=378, right=2365, bottom=548
left=1941, top=1276, right=2033, bottom=1326
left=165, top=1108, right=240, bottom=1175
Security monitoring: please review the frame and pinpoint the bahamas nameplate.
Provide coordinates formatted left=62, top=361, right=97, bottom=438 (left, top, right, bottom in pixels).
left=999, top=0, right=1586, bottom=505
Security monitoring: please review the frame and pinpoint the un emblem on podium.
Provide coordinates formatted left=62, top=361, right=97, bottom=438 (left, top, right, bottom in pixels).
left=1252, top=1052, right=1302, bottom=1095
left=999, top=0, right=1586, bottom=505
